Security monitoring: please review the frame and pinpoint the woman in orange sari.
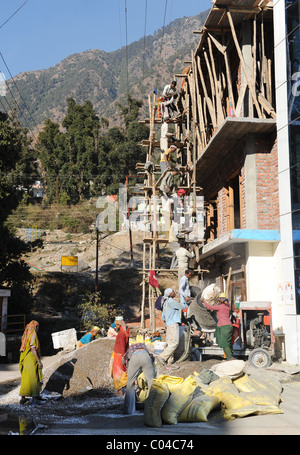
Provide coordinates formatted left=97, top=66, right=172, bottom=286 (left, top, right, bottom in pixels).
left=19, top=320, right=44, bottom=405
left=110, top=317, right=130, bottom=394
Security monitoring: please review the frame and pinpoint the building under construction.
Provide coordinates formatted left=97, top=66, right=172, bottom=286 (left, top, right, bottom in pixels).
left=128, top=0, right=300, bottom=365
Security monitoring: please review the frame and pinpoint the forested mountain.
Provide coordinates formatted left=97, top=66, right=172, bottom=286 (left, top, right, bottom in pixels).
left=5, top=10, right=209, bottom=130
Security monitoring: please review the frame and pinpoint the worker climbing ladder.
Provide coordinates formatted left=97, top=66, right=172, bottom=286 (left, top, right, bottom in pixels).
left=132, top=73, right=206, bottom=332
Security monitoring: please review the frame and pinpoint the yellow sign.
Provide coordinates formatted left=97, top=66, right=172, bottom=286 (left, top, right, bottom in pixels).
left=61, top=256, right=78, bottom=266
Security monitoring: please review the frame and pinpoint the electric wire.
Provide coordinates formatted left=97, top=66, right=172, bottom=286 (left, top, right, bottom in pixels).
left=0, top=51, right=39, bottom=139
left=0, top=0, right=30, bottom=31
left=124, top=0, right=129, bottom=98
left=142, top=0, right=148, bottom=80
left=0, top=52, right=38, bottom=127
left=160, top=0, right=169, bottom=55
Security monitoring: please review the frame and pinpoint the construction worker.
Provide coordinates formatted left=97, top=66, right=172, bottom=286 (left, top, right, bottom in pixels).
left=160, top=144, right=178, bottom=174
left=201, top=293, right=234, bottom=360
left=159, top=167, right=179, bottom=198
left=77, top=326, right=100, bottom=348
left=161, top=81, right=178, bottom=120
left=155, top=288, right=188, bottom=369
left=160, top=119, right=175, bottom=152
left=176, top=239, right=195, bottom=285
left=179, top=269, right=193, bottom=305
left=123, top=343, right=156, bottom=414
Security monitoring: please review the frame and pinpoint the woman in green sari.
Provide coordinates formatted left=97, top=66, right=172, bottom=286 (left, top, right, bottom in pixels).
left=19, top=320, right=43, bottom=404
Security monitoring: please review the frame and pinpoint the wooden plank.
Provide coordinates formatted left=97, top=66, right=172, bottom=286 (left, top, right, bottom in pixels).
left=208, top=36, right=224, bottom=126
left=227, top=10, right=263, bottom=119
left=197, top=55, right=217, bottom=128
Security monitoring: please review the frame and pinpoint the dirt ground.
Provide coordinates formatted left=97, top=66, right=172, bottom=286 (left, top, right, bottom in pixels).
left=0, top=337, right=224, bottom=430
left=1, top=334, right=299, bottom=434
left=0, top=229, right=297, bottom=434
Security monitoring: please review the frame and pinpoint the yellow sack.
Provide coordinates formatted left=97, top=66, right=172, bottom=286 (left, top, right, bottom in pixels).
left=136, top=372, right=149, bottom=402
left=206, top=377, right=253, bottom=410
left=233, top=374, right=282, bottom=407
left=161, top=376, right=198, bottom=425
left=157, top=375, right=184, bottom=393
left=178, top=393, right=220, bottom=422
left=144, top=379, right=169, bottom=427
left=206, top=375, right=283, bottom=421
left=224, top=404, right=283, bottom=421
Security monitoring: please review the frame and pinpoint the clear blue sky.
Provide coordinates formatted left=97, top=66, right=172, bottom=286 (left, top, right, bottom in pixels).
left=0, top=0, right=213, bottom=78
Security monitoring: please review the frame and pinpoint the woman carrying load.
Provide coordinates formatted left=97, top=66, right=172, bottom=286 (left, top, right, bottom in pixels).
left=201, top=293, right=234, bottom=360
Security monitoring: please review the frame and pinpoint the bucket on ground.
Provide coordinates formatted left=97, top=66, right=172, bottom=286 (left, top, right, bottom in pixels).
left=153, top=341, right=167, bottom=355
left=51, top=328, right=77, bottom=351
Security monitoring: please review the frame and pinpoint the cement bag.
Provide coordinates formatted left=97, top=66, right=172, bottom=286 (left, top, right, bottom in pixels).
left=157, top=375, right=184, bottom=393
left=178, top=393, right=220, bottom=422
left=201, top=284, right=221, bottom=306
left=161, top=376, right=198, bottom=425
left=136, top=372, right=150, bottom=402
left=144, top=379, right=170, bottom=427
left=233, top=374, right=282, bottom=407
left=211, top=359, right=245, bottom=379
left=206, top=376, right=282, bottom=421
left=234, top=373, right=282, bottom=396
left=223, top=403, right=283, bottom=421
left=206, top=377, right=253, bottom=411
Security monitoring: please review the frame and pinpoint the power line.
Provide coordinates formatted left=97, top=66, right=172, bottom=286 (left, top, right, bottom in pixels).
left=0, top=51, right=39, bottom=139
left=142, top=0, right=148, bottom=80
left=124, top=0, right=129, bottom=98
left=0, top=0, right=30, bottom=31
left=160, top=0, right=169, bottom=55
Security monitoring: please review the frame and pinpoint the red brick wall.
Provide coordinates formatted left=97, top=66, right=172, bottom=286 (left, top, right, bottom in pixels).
left=256, top=136, right=280, bottom=230
left=203, top=135, right=279, bottom=236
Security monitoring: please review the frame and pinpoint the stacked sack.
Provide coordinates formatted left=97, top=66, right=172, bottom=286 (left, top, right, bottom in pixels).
left=142, top=360, right=283, bottom=427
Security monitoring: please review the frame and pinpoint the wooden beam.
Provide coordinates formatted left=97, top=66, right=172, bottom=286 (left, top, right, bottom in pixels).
left=226, top=10, right=263, bottom=119
left=213, top=5, right=261, bottom=14
left=197, top=55, right=217, bottom=128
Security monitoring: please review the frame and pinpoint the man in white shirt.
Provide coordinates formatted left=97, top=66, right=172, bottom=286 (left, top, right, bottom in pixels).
left=179, top=269, right=193, bottom=305
left=160, top=119, right=175, bottom=152
left=176, top=240, right=195, bottom=285
left=161, top=81, right=178, bottom=120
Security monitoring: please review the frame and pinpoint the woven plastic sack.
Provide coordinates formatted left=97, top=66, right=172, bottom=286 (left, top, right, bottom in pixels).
left=178, top=393, right=220, bottom=422
left=161, top=376, right=198, bottom=425
left=233, top=374, right=282, bottom=407
left=206, top=376, right=283, bottom=421
left=206, top=376, right=253, bottom=410
left=138, top=373, right=183, bottom=402
left=201, top=284, right=221, bottom=306
left=144, top=379, right=170, bottom=427
left=156, top=375, right=184, bottom=393
left=211, top=359, right=245, bottom=378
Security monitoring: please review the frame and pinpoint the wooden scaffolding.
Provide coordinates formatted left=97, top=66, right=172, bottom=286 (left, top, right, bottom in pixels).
left=135, top=82, right=204, bottom=332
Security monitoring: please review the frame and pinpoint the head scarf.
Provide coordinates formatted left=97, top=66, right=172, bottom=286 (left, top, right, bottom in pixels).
left=164, top=288, right=173, bottom=297
left=218, top=293, right=230, bottom=306
left=177, top=189, right=186, bottom=196
left=20, top=320, right=39, bottom=352
left=91, top=326, right=100, bottom=332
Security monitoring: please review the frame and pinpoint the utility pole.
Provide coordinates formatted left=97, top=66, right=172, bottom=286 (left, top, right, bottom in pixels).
left=95, top=225, right=108, bottom=292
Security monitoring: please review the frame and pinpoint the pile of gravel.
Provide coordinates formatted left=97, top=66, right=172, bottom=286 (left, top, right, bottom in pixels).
left=42, top=338, right=116, bottom=396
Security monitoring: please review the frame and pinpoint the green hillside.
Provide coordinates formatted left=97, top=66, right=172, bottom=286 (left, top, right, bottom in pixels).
left=5, top=11, right=209, bottom=129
